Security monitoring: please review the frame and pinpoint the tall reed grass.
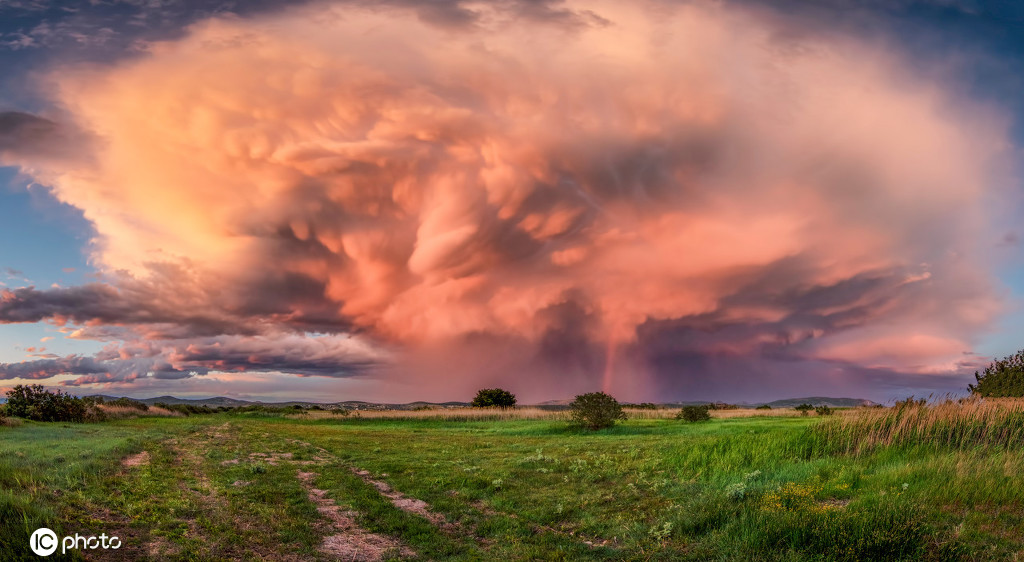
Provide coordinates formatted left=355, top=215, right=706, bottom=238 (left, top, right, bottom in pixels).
left=814, top=397, right=1024, bottom=454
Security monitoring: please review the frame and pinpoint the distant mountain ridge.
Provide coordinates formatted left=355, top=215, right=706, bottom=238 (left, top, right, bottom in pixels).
left=761, top=397, right=878, bottom=408
left=82, top=394, right=473, bottom=410
left=77, top=394, right=878, bottom=409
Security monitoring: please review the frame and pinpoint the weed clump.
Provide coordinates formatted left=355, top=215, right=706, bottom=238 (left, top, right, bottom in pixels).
left=676, top=405, right=711, bottom=422
left=568, top=392, right=625, bottom=430
left=750, top=485, right=930, bottom=561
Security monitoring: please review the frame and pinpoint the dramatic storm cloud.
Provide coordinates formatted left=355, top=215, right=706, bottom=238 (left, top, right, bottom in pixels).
left=0, top=0, right=1015, bottom=401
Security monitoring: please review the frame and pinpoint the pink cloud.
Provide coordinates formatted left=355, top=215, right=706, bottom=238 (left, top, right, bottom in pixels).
left=0, top=1, right=1015, bottom=401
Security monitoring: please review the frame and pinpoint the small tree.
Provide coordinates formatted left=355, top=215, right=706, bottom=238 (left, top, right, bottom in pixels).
left=794, top=403, right=814, bottom=416
left=755, top=404, right=772, bottom=410
left=815, top=405, right=833, bottom=416
left=969, top=350, right=1024, bottom=397
left=569, top=392, right=625, bottom=430
left=676, top=405, right=711, bottom=422
left=471, top=388, right=517, bottom=409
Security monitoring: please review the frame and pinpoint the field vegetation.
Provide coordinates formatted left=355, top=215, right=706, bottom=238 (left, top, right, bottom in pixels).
left=1, top=393, right=1023, bottom=560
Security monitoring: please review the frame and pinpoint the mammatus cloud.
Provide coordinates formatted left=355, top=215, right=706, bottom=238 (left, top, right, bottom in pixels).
left=0, top=0, right=1015, bottom=401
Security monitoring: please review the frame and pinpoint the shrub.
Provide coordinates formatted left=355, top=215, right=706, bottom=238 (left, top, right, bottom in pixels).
left=568, top=391, right=626, bottom=430
left=0, top=404, right=6, bottom=424
left=969, top=349, right=1024, bottom=397
left=471, top=388, right=517, bottom=409
left=794, top=403, right=814, bottom=416
left=676, top=405, right=711, bottom=422
left=632, top=403, right=660, bottom=410
left=756, top=404, right=772, bottom=410
left=4, top=384, right=98, bottom=422
left=815, top=405, right=833, bottom=416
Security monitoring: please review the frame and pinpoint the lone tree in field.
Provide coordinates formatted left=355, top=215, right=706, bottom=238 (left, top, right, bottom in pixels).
left=969, top=350, right=1024, bottom=397
left=569, top=391, right=626, bottom=430
left=471, top=388, right=517, bottom=409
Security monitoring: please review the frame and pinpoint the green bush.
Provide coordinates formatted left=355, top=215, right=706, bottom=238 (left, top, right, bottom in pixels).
left=568, top=392, right=626, bottom=430
left=969, top=349, right=1024, bottom=397
left=471, top=388, right=517, bottom=409
left=794, top=403, right=814, bottom=416
left=815, top=405, right=833, bottom=416
left=3, top=384, right=100, bottom=422
left=756, top=404, right=772, bottom=410
left=632, top=403, right=659, bottom=410
left=676, top=405, right=711, bottom=422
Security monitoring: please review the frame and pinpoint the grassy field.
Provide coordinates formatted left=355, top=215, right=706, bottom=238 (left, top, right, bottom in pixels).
left=1, top=404, right=1023, bottom=560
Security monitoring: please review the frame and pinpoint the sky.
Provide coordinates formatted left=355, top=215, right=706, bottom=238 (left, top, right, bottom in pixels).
left=0, top=0, right=1023, bottom=404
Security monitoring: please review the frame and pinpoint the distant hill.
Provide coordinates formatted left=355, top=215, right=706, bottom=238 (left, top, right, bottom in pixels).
left=82, top=394, right=472, bottom=410
left=761, top=397, right=878, bottom=408
left=75, top=394, right=876, bottom=410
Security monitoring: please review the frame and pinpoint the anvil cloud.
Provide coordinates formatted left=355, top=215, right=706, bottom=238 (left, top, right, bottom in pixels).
left=0, top=0, right=1014, bottom=401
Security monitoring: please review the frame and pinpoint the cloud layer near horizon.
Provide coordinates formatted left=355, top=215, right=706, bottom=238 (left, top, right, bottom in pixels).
left=0, top=0, right=1015, bottom=401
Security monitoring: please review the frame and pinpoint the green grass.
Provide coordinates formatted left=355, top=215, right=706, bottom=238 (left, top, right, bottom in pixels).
left=1, top=411, right=1022, bottom=560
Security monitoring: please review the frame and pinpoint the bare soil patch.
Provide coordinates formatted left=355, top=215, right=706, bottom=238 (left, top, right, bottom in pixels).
left=121, top=451, right=150, bottom=468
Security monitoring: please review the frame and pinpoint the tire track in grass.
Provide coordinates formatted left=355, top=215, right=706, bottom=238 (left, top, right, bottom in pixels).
left=275, top=434, right=481, bottom=559
left=351, top=468, right=451, bottom=528
left=296, top=469, right=415, bottom=560
left=150, top=421, right=318, bottom=560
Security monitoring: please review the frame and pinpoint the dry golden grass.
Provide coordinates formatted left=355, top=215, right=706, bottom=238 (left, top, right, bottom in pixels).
left=816, top=397, right=1024, bottom=454
left=97, top=404, right=183, bottom=419
left=294, top=405, right=569, bottom=417
left=291, top=406, right=822, bottom=421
